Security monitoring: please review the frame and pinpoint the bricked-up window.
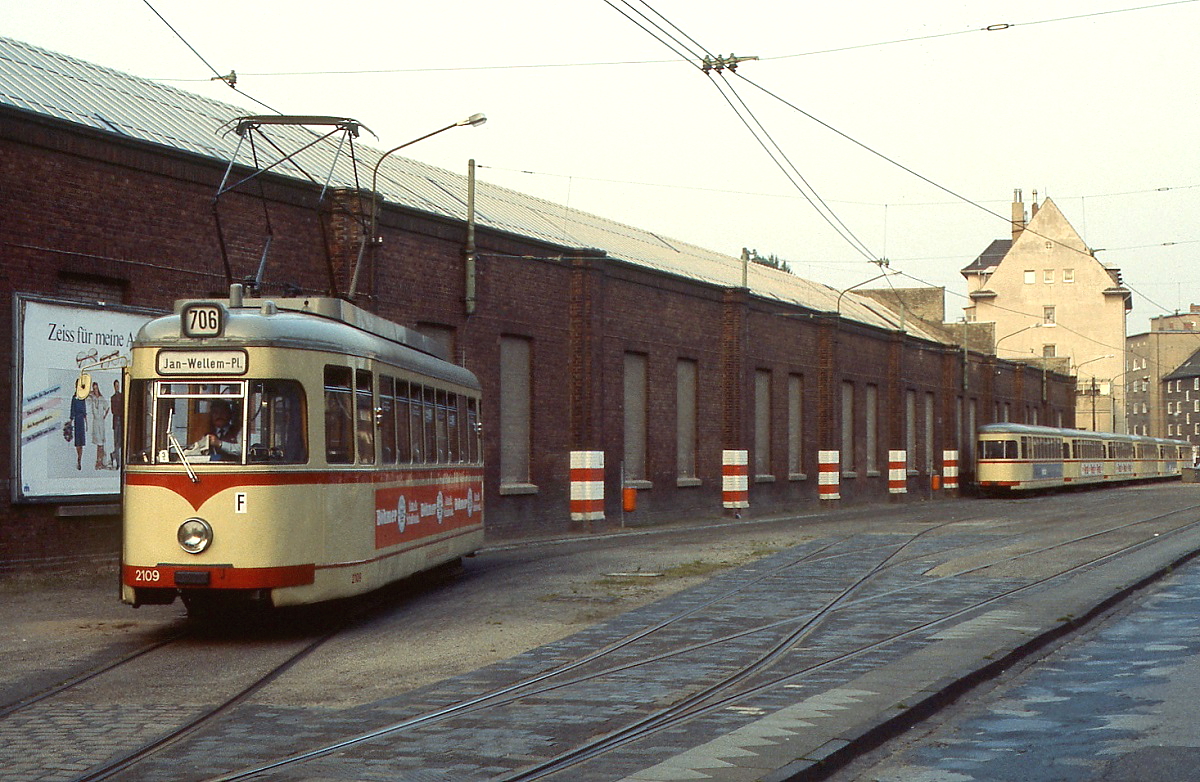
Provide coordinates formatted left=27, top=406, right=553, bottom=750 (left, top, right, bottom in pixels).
left=624, top=353, right=648, bottom=481
left=499, top=336, right=532, bottom=486
left=841, top=381, right=855, bottom=472
left=924, top=392, right=935, bottom=471
left=57, top=272, right=127, bottom=305
left=676, top=359, right=697, bottom=480
left=906, top=390, right=916, bottom=469
left=865, top=384, right=878, bottom=473
left=787, top=375, right=803, bottom=476
left=754, top=370, right=771, bottom=476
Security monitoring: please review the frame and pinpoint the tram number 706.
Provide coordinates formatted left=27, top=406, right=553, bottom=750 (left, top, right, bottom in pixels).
left=183, top=304, right=223, bottom=337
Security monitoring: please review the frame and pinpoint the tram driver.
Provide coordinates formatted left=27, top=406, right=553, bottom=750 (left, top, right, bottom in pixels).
left=185, top=399, right=242, bottom=461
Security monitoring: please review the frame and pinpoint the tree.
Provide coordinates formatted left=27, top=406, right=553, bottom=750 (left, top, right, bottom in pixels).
left=742, top=247, right=792, bottom=274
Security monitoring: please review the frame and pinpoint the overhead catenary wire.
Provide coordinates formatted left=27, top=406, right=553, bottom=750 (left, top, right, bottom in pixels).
left=141, top=0, right=283, bottom=115
left=708, top=73, right=878, bottom=261
left=149, top=0, right=1200, bottom=81
left=601, top=0, right=882, bottom=265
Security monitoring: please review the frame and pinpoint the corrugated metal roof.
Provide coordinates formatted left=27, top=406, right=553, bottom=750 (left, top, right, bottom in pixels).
left=0, top=35, right=941, bottom=341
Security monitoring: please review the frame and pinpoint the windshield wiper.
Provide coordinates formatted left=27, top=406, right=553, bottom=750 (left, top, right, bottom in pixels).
left=166, top=410, right=199, bottom=484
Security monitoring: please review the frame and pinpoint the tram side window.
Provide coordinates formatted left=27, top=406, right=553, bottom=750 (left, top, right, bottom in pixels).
left=979, top=439, right=1018, bottom=460
left=356, top=369, right=375, bottom=465
left=435, top=388, right=449, bottom=462
left=467, top=396, right=482, bottom=463
left=396, top=380, right=412, bottom=462
left=379, top=375, right=397, bottom=464
left=127, top=381, right=153, bottom=463
left=410, top=384, right=425, bottom=462
left=423, top=386, right=437, bottom=463
left=246, top=380, right=307, bottom=463
left=324, top=366, right=354, bottom=464
left=448, top=392, right=461, bottom=463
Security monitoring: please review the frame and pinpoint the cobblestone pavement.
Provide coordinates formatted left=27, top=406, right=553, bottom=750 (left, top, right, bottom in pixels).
left=831, top=555, right=1200, bottom=782
left=5, top=485, right=1200, bottom=782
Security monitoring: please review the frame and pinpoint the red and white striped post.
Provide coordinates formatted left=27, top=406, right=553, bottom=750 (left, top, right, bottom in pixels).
left=888, top=450, right=907, bottom=496
left=818, top=450, right=840, bottom=501
left=569, top=450, right=605, bottom=523
left=942, top=450, right=959, bottom=494
left=722, top=450, right=749, bottom=510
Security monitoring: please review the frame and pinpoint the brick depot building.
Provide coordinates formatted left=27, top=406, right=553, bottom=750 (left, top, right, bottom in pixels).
left=0, top=37, right=1075, bottom=572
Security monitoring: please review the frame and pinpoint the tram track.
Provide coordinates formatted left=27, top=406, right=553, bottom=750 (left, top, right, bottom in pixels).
left=0, top=598, right=390, bottom=782
left=187, top=500, right=1200, bottom=782
left=496, top=505, right=1200, bottom=780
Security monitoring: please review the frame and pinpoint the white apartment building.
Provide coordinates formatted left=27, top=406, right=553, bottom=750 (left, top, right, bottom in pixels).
left=962, top=191, right=1131, bottom=432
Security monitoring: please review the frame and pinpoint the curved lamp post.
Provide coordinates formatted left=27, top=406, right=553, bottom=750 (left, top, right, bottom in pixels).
left=835, top=261, right=900, bottom=317
left=349, top=113, right=487, bottom=298
left=994, top=322, right=1044, bottom=355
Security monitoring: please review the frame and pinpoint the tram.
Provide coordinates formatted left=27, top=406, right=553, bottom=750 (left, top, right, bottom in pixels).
left=120, top=287, right=484, bottom=612
left=975, top=422, right=1189, bottom=493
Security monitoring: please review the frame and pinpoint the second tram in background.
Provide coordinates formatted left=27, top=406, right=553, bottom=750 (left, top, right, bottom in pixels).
left=120, top=286, right=484, bottom=615
left=976, top=422, right=1191, bottom=493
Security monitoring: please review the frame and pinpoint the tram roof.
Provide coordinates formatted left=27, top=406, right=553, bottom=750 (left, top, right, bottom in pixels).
left=977, top=422, right=1188, bottom=447
left=137, top=303, right=481, bottom=390
left=0, top=35, right=939, bottom=342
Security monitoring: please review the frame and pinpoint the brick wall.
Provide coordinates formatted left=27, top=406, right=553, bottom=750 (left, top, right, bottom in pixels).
left=0, top=110, right=1077, bottom=568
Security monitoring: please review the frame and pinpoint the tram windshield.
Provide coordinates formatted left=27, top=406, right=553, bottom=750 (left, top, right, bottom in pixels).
left=127, top=379, right=307, bottom=465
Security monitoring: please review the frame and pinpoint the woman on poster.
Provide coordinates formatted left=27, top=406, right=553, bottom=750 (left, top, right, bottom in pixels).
left=87, top=380, right=110, bottom=470
left=68, top=374, right=89, bottom=471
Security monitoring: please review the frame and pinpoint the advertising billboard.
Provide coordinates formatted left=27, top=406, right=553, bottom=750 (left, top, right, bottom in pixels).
left=15, top=295, right=159, bottom=502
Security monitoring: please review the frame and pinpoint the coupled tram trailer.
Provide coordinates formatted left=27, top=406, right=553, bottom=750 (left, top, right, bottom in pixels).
left=120, top=287, right=484, bottom=614
left=975, top=422, right=1192, bottom=493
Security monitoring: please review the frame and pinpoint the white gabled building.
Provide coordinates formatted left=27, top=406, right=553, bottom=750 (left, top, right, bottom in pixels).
left=962, top=190, right=1131, bottom=432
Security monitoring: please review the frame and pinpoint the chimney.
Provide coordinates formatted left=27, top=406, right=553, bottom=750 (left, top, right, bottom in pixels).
left=1011, top=188, right=1027, bottom=241
left=1031, top=189, right=1039, bottom=218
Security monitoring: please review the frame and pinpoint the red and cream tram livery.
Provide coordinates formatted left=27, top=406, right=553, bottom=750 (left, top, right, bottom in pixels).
left=976, top=422, right=1188, bottom=492
left=121, top=289, right=484, bottom=612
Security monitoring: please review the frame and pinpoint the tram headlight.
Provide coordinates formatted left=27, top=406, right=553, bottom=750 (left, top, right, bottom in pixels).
left=177, top=518, right=213, bottom=554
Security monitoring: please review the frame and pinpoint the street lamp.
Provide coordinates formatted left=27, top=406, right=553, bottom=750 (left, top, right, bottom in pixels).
left=350, top=113, right=487, bottom=298
left=369, top=113, right=487, bottom=211
left=835, top=261, right=900, bottom=317
left=994, top=323, right=1044, bottom=355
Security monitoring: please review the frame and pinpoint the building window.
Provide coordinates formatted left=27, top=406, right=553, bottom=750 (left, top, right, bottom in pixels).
left=841, top=381, right=855, bottom=472
left=866, top=384, right=878, bottom=473
left=1043, top=306, right=1056, bottom=324
left=623, top=352, right=648, bottom=482
left=924, top=392, right=935, bottom=472
left=1043, top=344, right=1057, bottom=358
left=676, top=359, right=697, bottom=480
left=788, top=374, right=803, bottom=476
left=500, top=336, right=533, bottom=486
left=754, top=370, right=772, bottom=476
left=906, top=390, right=916, bottom=469
left=1044, top=269, right=1054, bottom=284
left=1024, top=270, right=1036, bottom=284
left=1063, top=268, right=1075, bottom=283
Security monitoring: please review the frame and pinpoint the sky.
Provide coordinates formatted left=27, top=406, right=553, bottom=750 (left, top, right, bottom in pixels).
left=7, top=1, right=1199, bottom=335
